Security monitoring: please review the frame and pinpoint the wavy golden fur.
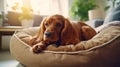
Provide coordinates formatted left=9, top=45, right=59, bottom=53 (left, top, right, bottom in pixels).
left=29, top=14, right=96, bottom=53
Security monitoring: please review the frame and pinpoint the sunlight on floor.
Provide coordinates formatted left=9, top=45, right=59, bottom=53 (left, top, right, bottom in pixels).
left=0, top=60, right=19, bottom=67
left=0, top=50, right=19, bottom=67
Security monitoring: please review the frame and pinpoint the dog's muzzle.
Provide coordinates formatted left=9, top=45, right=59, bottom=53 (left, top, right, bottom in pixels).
left=45, top=32, right=52, bottom=37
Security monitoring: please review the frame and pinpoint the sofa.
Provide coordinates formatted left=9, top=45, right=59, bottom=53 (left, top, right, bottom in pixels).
left=5, top=11, right=46, bottom=26
left=86, top=4, right=120, bottom=28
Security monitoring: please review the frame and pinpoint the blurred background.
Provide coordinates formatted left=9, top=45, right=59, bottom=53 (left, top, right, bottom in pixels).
left=0, top=0, right=120, bottom=67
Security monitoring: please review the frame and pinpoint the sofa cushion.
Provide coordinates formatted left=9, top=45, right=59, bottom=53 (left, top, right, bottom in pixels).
left=95, top=21, right=120, bottom=33
left=104, top=4, right=120, bottom=24
left=6, top=11, right=45, bottom=26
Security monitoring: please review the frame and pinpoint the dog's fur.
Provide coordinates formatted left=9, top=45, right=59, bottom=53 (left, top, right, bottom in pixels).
left=29, top=14, right=96, bottom=53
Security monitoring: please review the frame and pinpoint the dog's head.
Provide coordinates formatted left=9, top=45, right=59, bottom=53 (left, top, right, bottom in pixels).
left=37, top=14, right=79, bottom=45
left=43, top=15, right=64, bottom=42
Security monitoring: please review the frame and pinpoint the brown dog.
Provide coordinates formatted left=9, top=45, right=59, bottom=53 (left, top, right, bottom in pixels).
left=29, top=14, right=96, bottom=53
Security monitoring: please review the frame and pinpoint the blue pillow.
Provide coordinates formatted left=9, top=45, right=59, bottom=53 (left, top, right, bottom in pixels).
left=104, top=4, right=120, bottom=24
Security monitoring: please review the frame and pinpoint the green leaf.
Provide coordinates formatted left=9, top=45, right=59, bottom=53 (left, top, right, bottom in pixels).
left=70, top=0, right=97, bottom=21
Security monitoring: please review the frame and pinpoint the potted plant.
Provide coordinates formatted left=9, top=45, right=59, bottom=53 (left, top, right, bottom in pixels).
left=19, top=7, right=34, bottom=28
left=70, top=0, right=98, bottom=21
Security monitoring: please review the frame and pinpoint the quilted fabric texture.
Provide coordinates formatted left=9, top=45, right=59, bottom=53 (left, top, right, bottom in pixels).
left=10, top=21, right=120, bottom=67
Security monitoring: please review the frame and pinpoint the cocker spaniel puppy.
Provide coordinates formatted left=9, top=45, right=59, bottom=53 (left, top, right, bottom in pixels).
left=29, top=14, right=96, bottom=53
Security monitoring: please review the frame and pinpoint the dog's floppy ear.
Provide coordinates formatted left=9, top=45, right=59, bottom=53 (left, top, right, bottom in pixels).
left=36, top=17, right=47, bottom=42
left=60, top=18, right=79, bottom=45
left=29, top=17, right=47, bottom=45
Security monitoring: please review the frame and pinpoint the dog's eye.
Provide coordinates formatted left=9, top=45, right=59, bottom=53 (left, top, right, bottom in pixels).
left=45, top=23, right=48, bottom=26
left=56, top=23, right=62, bottom=27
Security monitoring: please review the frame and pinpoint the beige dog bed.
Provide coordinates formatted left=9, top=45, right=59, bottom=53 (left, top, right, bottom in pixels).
left=10, top=21, right=120, bottom=67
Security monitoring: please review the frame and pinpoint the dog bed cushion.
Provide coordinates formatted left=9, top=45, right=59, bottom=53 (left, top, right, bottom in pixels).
left=10, top=21, right=120, bottom=67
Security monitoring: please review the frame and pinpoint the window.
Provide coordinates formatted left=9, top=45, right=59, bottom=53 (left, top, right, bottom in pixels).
left=6, top=0, right=23, bottom=12
left=7, top=0, right=69, bottom=17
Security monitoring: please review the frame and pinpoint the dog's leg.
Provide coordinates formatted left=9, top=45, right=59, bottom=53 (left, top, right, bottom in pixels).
left=32, top=41, right=49, bottom=53
left=81, top=26, right=97, bottom=40
left=29, top=36, right=37, bottom=46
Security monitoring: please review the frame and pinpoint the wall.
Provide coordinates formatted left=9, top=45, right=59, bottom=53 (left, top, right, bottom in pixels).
left=0, top=0, right=7, bottom=13
left=0, top=0, right=4, bottom=11
left=96, top=0, right=106, bottom=18
left=2, top=36, right=11, bottom=50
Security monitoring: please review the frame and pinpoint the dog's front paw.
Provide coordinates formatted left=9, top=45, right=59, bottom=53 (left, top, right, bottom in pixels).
left=32, top=45, right=42, bottom=53
left=32, top=43, right=46, bottom=53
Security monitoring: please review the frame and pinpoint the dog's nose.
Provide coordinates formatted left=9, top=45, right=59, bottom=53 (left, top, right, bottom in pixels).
left=45, top=32, right=52, bottom=37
